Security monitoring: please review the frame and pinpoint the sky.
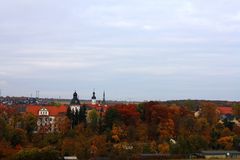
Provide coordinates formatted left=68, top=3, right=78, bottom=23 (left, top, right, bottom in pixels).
left=0, top=0, right=240, bottom=101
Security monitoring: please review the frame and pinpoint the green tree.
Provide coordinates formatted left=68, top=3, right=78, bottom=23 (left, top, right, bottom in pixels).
left=24, top=113, right=37, bottom=141
left=170, top=136, right=191, bottom=157
left=104, top=108, right=120, bottom=129
left=137, top=103, right=146, bottom=121
left=88, top=109, right=99, bottom=132
left=188, top=135, right=208, bottom=152
left=0, top=117, right=9, bottom=140
left=10, top=128, right=27, bottom=147
left=66, top=107, right=71, bottom=120
left=79, top=105, right=87, bottom=127
left=233, top=104, right=240, bottom=116
left=14, top=147, right=60, bottom=160
left=74, top=109, right=79, bottom=126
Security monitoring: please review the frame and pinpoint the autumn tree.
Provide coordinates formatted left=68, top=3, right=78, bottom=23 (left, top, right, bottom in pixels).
left=14, top=147, right=60, bottom=160
left=194, top=118, right=211, bottom=142
left=111, top=124, right=127, bottom=143
left=217, top=136, right=233, bottom=150
left=233, top=104, right=240, bottom=116
left=142, top=102, right=178, bottom=141
left=199, top=102, right=219, bottom=126
left=87, top=109, right=99, bottom=132
left=137, top=103, right=146, bottom=121
left=23, top=113, right=37, bottom=141
left=57, top=117, right=70, bottom=135
left=0, top=117, right=10, bottom=141
left=115, top=104, right=140, bottom=126
left=10, top=128, right=27, bottom=147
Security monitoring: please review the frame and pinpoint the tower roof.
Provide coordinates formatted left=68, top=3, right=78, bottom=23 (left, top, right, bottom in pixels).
left=102, top=91, right=106, bottom=104
left=70, top=91, right=80, bottom=105
left=92, top=91, right=96, bottom=99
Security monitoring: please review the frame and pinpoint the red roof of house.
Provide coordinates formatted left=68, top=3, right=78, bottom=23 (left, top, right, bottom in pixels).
left=217, top=107, right=233, bottom=115
left=87, top=103, right=108, bottom=112
left=26, top=105, right=68, bottom=116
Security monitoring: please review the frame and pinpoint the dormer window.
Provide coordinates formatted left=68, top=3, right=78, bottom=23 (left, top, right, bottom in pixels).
left=39, top=108, right=49, bottom=116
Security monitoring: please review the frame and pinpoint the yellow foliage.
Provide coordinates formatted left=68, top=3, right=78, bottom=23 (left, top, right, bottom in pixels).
left=111, top=125, right=127, bottom=142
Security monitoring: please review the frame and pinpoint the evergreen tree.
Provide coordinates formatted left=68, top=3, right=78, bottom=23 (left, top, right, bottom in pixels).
left=75, top=109, right=79, bottom=126
left=78, top=108, right=82, bottom=123
left=66, top=107, right=71, bottom=120
left=81, top=104, right=87, bottom=128
left=104, top=108, right=120, bottom=129
left=70, top=109, right=75, bottom=129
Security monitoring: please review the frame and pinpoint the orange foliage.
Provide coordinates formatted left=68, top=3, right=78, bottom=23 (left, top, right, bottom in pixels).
left=158, top=143, right=170, bottom=153
left=0, top=140, right=18, bottom=159
left=111, top=125, right=127, bottom=143
left=114, top=104, right=140, bottom=125
left=217, top=136, right=233, bottom=150
left=0, top=105, right=16, bottom=118
left=158, top=119, right=175, bottom=140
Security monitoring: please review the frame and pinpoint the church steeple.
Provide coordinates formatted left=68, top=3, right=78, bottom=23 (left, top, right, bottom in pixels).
left=70, top=91, right=80, bottom=105
left=91, top=89, right=97, bottom=105
left=70, top=91, right=81, bottom=111
left=102, top=91, right=106, bottom=105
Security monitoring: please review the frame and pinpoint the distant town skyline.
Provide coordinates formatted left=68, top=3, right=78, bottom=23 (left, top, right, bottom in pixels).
left=0, top=0, right=240, bottom=101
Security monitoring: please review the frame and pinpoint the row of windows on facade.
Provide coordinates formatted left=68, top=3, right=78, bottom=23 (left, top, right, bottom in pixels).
left=39, top=108, right=49, bottom=116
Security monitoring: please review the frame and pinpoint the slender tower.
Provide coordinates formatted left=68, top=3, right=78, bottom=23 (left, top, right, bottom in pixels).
left=102, top=91, right=106, bottom=105
left=91, top=89, right=97, bottom=105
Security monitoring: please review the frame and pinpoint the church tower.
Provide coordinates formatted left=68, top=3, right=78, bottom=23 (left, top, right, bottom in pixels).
left=102, top=91, right=106, bottom=105
left=70, top=91, right=81, bottom=111
left=91, top=90, right=97, bottom=105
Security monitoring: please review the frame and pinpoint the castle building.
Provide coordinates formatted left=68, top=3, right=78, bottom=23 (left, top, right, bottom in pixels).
left=26, top=105, right=68, bottom=133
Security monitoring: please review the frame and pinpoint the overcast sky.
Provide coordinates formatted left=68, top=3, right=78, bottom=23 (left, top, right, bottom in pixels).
left=0, top=0, right=240, bottom=101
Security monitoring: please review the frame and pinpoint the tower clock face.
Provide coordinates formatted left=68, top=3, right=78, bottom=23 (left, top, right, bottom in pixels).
left=75, top=100, right=77, bottom=103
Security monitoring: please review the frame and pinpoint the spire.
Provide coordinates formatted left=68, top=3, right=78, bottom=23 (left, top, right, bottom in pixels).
left=73, top=90, right=77, bottom=98
left=102, top=91, right=106, bottom=105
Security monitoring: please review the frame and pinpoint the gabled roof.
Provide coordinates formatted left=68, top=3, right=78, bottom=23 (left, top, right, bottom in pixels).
left=217, top=107, right=233, bottom=115
left=26, top=105, right=68, bottom=116
left=86, top=103, right=108, bottom=112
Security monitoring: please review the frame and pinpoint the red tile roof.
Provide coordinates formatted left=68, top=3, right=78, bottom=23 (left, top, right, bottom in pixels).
left=26, top=105, right=68, bottom=116
left=87, top=103, right=108, bottom=112
left=217, top=107, right=233, bottom=115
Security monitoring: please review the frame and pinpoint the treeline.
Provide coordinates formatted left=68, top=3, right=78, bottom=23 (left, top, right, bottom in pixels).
left=1, top=101, right=240, bottom=159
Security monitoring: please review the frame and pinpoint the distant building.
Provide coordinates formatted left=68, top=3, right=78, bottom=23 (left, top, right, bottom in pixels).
left=199, top=150, right=240, bottom=159
left=91, top=91, right=97, bottom=105
left=217, top=106, right=233, bottom=115
left=70, top=91, right=81, bottom=111
left=26, top=105, right=68, bottom=133
left=195, top=106, right=234, bottom=119
left=63, top=156, right=78, bottom=160
left=86, top=91, right=108, bottom=112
